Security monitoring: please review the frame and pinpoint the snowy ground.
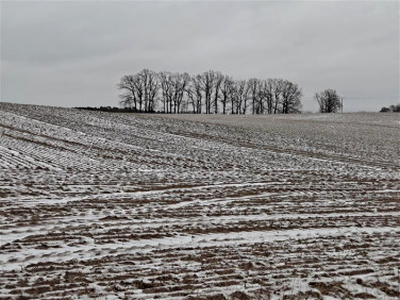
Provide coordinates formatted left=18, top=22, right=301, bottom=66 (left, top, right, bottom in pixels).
left=0, top=102, right=399, bottom=299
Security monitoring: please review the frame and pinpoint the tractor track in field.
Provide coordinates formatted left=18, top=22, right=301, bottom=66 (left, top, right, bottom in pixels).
left=0, top=103, right=399, bottom=299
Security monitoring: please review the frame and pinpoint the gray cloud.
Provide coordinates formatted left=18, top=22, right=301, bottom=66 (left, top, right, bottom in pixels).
left=1, top=1, right=398, bottom=112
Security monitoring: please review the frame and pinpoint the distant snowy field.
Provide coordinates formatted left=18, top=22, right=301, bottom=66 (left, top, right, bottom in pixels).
left=0, top=102, right=399, bottom=299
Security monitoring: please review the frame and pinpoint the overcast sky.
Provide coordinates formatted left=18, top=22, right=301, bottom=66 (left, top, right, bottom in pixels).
left=1, top=1, right=399, bottom=112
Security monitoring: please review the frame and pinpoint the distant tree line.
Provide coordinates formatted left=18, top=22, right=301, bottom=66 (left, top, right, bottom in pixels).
left=379, top=104, right=400, bottom=113
left=75, top=106, right=141, bottom=112
left=117, top=69, right=303, bottom=114
left=74, top=106, right=155, bottom=113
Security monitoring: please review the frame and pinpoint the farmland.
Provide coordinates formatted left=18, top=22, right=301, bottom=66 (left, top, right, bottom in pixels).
left=0, top=102, right=399, bottom=299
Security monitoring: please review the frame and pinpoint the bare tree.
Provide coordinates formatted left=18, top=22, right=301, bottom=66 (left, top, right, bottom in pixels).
left=159, top=72, right=191, bottom=113
left=248, top=78, right=260, bottom=114
left=118, top=75, right=138, bottom=110
left=173, top=72, right=190, bottom=113
left=271, top=79, right=284, bottom=114
left=186, top=81, right=197, bottom=114
left=130, top=74, right=144, bottom=111
left=315, top=89, right=342, bottom=113
left=230, top=80, right=238, bottom=114
left=255, top=79, right=269, bottom=114
left=135, top=69, right=158, bottom=112
left=281, top=80, right=302, bottom=114
left=188, top=75, right=204, bottom=114
left=199, top=71, right=216, bottom=114
left=389, top=104, right=400, bottom=112
left=232, top=80, right=247, bottom=114
left=220, top=75, right=234, bottom=114
left=159, top=71, right=173, bottom=113
left=143, top=69, right=159, bottom=112
left=212, top=72, right=224, bottom=114
left=241, top=80, right=250, bottom=114
left=257, top=79, right=274, bottom=114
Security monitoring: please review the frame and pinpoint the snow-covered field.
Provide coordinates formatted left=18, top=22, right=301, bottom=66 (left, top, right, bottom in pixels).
left=0, top=102, right=399, bottom=299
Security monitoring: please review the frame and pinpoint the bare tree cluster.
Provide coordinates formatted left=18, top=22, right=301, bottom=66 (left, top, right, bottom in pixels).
left=380, top=104, right=400, bottom=113
left=314, top=89, right=343, bottom=113
left=118, top=69, right=303, bottom=114
left=118, top=69, right=159, bottom=112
